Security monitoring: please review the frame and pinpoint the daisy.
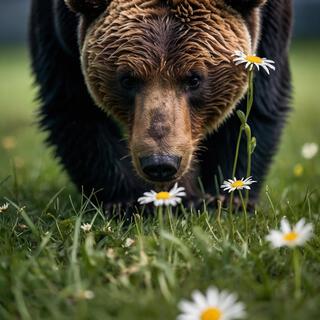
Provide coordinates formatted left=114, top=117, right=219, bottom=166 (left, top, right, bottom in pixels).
left=124, top=237, right=135, bottom=248
left=177, top=286, right=246, bottom=320
left=221, top=177, right=256, bottom=193
left=233, top=51, right=275, bottom=74
left=106, top=248, right=116, bottom=259
left=1, top=136, right=17, bottom=150
left=0, top=203, right=9, bottom=213
left=75, top=289, right=95, bottom=300
left=293, top=163, right=304, bottom=177
left=266, top=217, right=313, bottom=248
left=80, top=223, right=92, bottom=232
left=301, top=142, right=318, bottom=159
left=138, top=183, right=186, bottom=207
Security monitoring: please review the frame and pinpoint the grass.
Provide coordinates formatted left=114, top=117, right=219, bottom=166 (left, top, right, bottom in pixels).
left=0, top=41, right=320, bottom=320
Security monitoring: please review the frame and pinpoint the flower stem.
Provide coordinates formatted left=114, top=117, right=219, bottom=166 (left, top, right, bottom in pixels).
left=158, top=205, right=165, bottom=256
left=230, top=128, right=243, bottom=215
left=232, top=70, right=254, bottom=178
left=168, top=206, right=174, bottom=235
left=231, top=70, right=255, bottom=213
left=238, top=190, right=248, bottom=242
left=216, top=200, right=225, bottom=239
left=245, top=71, right=254, bottom=205
left=158, top=205, right=164, bottom=230
left=245, top=71, right=254, bottom=121
left=293, top=248, right=301, bottom=299
left=232, top=127, right=244, bottom=179
left=245, top=139, right=252, bottom=206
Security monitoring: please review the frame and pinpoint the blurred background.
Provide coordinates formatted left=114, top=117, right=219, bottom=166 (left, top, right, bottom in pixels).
left=0, top=0, right=319, bottom=203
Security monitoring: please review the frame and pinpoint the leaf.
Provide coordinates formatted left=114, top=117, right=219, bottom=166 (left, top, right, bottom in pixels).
left=251, top=137, right=257, bottom=154
left=236, top=110, right=246, bottom=124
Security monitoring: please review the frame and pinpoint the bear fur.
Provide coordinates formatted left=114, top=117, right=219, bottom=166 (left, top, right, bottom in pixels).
left=29, top=0, right=292, bottom=210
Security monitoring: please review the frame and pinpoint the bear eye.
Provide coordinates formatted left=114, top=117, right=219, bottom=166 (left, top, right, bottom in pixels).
left=118, top=73, right=140, bottom=91
left=185, top=73, right=202, bottom=91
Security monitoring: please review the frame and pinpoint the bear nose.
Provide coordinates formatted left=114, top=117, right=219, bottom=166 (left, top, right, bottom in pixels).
left=139, top=155, right=181, bottom=182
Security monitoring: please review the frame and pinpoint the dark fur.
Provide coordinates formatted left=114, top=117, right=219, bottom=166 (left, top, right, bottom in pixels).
left=29, top=0, right=292, bottom=208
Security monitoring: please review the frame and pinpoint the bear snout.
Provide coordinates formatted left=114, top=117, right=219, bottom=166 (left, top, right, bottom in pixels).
left=139, top=154, right=182, bottom=182
left=130, top=83, right=194, bottom=184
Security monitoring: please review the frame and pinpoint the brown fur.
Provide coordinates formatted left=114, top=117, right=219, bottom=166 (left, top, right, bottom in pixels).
left=78, top=0, right=264, bottom=185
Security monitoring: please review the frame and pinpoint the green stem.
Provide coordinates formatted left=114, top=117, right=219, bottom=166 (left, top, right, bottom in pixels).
left=229, top=192, right=234, bottom=216
left=158, top=205, right=164, bottom=230
left=245, top=71, right=254, bottom=121
left=293, top=249, right=301, bottom=299
left=168, top=206, right=174, bottom=235
left=245, top=128, right=252, bottom=206
left=245, top=71, right=254, bottom=205
left=216, top=200, right=225, bottom=240
left=232, top=127, right=244, bottom=180
left=158, top=205, right=165, bottom=256
left=227, top=201, right=235, bottom=243
left=245, top=156, right=252, bottom=206
left=238, top=190, right=248, bottom=242
left=231, top=70, right=255, bottom=212
left=230, top=127, right=244, bottom=215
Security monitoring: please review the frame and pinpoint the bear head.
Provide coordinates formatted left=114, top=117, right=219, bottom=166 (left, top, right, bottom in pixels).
left=65, top=0, right=267, bottom=186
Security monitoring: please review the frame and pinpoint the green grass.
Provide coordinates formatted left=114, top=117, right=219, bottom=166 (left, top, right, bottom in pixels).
left=0, top=42, right=320, bottom=320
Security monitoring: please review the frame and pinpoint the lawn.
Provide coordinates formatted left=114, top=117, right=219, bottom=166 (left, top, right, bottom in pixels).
left=0, top=42, right=319, bottom=320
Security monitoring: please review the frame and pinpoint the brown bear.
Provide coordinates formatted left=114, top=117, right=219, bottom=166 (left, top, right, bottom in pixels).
left=29, top=0, right=292, bottom=211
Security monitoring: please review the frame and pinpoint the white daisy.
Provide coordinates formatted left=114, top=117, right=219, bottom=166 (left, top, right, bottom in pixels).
left=233, top=50, right=275, bottom=74
left=266, top=217, right=313, bottom=248
left=0, top=203, right=9, bottom=213
left=106, top=248, right=116, bottom=259
left=80, top=223, right=92, bottom=232
left=177, top=286, right=246, bottom=320
left=75, top=290, right=95, bottom=300
left=221, top=177, right=256, bottom=193
left=124, top=237, right=135, bottom=248
left=138, top=183, right=186, bottom=207
left=301, top=142, right=318, bottom=159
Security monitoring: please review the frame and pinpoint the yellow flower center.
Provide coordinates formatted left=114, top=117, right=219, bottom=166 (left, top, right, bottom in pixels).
left=231, top=180, right=245, bottom=188
left=293, top=164, right=304, bottom=177
left=201, top=307, right=222, bottom=320
left=283, top=231, right=298, bottom=242
left=246, top=55, right=263, bottom=64
left=156, top=192, right=171, bottom=200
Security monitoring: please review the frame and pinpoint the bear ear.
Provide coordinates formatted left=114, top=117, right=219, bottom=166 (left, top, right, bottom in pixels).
left=64, top=0, right=109, bottom=16
left=225, top=0, right=267, bottom=13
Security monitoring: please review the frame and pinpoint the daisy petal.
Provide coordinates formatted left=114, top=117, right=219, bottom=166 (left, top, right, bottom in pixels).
left=264, top=63, right=276, bottom=70
left=294, top=218, right=306, bottom=232
left=191, top=290, right=207, bottom=308
left=178, top=300, right=199, bottom=314
left=206, top=287, right=219, bottom=305
left=263, top=59, right=275, bottom=64
left=235, top=60, right=246, bottom=66
left=176, top=315, right=197, bottom=320
left=280, top=218, right=291, bottom=233
left=261, top=64, right=270, bottom=74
